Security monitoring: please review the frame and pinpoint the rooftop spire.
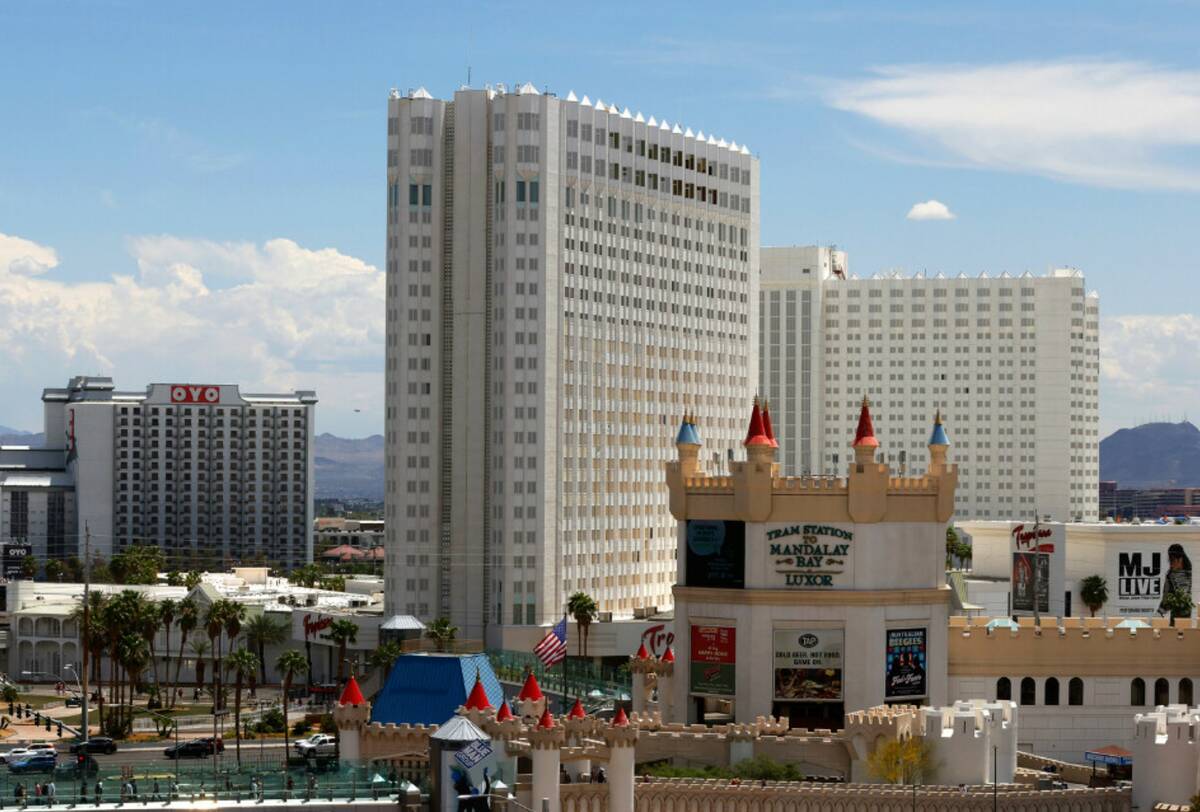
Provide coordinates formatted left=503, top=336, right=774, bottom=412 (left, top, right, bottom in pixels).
left=852, top=395, right=879, bottom=448
left=761, top=399, right=779, bottom=448
left=464, top=673, right=492, bottom=711
left=518, top=671, right=544, bottom=701
left=744, top=397, right=771, bottom=447
left=675, top=408, right=701, bottom=446
left=338, top=675, right=365, bottom=706
left=929, top=408, right=950, bottom=446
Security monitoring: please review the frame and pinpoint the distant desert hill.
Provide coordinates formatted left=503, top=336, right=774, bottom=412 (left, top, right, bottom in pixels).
left=1100, top=421, right=1200, bottom=488
left=314, top=433, right=384, bottom=499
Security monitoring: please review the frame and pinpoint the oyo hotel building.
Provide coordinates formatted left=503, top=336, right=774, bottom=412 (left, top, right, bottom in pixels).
left=2, top=376, right=318, bottom=569
left=384, top=83, right=759, bottom=641
left=759, top=246, right=1100, bottom=523
left=666, top=397, right=957, bottom=727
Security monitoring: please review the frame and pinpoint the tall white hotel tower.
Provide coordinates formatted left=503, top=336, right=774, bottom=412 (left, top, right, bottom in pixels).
left=385, top=84, right=759, bottom=641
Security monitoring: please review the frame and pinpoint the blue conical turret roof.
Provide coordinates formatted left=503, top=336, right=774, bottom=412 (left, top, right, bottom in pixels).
left=675, top=412, right=701, bottom=446
left=929, top=409, right=950, bottom=446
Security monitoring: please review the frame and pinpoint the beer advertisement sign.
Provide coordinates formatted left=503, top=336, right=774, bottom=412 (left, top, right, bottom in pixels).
left=773, top=629, right=843, bottom=702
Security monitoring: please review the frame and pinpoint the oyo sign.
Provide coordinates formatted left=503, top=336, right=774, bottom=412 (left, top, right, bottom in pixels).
left=170, top=385, right=221, bottom=404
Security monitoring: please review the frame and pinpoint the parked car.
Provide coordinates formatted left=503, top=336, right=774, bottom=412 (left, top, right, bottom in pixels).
left=3, top=744, right=56, bottom=764
left=64, top=695, right=82, bottom=708
left=293, top=733, right=337, bottom=757
left=69, top=737, right=117, bottom=755
left=163, top=738, right=223, bottom=759
left=10, top=754, right=57, bottom=774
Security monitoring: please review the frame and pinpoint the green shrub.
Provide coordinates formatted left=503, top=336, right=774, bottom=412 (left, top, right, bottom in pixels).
left=292, top=719, right=311, bottom=736
left=255, top=708, right=286, bottom=734
left=320, top=714, right=338, bottom=734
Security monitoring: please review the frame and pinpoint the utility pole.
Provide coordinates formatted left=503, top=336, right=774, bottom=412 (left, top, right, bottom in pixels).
left=80, top=523, right=91, bottom=745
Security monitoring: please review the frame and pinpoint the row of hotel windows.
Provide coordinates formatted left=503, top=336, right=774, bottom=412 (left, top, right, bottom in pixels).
left=996, top=676, right=1194, bottom=707
left=564, top=118, right=752, bottom=184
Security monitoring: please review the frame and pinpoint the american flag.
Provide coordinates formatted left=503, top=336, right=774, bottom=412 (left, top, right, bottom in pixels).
left=534, top=616, right=568, bottom=666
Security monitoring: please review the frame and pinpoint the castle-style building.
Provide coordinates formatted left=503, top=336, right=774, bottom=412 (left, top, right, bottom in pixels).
left=666, top=397, right=957, bottom=726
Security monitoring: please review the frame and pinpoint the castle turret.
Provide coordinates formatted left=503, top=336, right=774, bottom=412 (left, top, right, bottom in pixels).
left=743, top=397, right=775, bottom=465
left=333, top=676, right=370, bottom=762
left=851, top=395, right=879, bottom=465
left=761, top=399, right=779, bottom=448
left=528, top=709, right=566, bottom=812
left=517, top=672, right=547, bottom=721
left=674, top=411, right=702, bottom=476
left=734, top=398, right=777, bottom=521
left=602, top=709, right=638, bottom=812
left=848, top=395, right=888, bottom=522
left=927, top=408, right=950, bottom=473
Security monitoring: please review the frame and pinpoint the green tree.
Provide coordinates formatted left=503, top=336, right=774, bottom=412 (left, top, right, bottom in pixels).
left=189, top=639, right=210, bottom=696
left=243, top=613, right=290, bottom=685
left=19, top=555, right=37, bottom=579
left=44, top=559, right=66, bottom=582
left=172, top=598, right=199, bottom=708
left=567, top=592, right=599, bottom=657
left=425, top=617, right=458, bottom=653
left=184, top=571, right=203, bottom=590
left=867, top=736, right=936, bottom=785
left=1080, top=575, right=1109, bottom=617
left=289, top=564, right=322, bottom=588
left=368, top=641, right=403, bottom=684
left=276, top=649, right=309, bottom=759
left=111, top=544, right=164, bottom=584
left=329, top=619, right=359, bottom=682
left=1162, top=588, right=1194, bottom=625
left=225, top=648, right=259, bottom=766
left=165, top=571, right=185, bottom=587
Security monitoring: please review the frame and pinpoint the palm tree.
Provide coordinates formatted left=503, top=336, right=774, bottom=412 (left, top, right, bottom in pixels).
left=1080, top=575, right=1109, bottom=617
left=173, top=598, right=198, bottom=707
left=70, top=592, right=108, bottom=724
left=328, top=620, right=359, bottom=682
left=189, top=639, right=210, bottom=699
left=157, top=599, right=177, bottom=703
left=137, top=600, right=163, bottom=702
left=204, top=602, right=229, bottom=709
left=276, top=649, right=309, bottom=760
left=425, top=617, right=458, bottom=653
left=225, top=648, right=259, bottom=766
left=567, top=592, right=598, bottom=658
left=243, top=613, right=289, bottom=685
left=367, top=641, right=403, bottom=684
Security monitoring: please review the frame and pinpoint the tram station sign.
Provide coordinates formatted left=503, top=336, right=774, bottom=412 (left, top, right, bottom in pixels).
left=766, top=524, right=854, bottom=588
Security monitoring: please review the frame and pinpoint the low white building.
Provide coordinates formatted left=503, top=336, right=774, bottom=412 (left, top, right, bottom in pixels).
left=1132, top=704, right=1200, bottom=808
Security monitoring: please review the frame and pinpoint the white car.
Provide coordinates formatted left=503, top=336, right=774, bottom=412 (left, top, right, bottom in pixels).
left=293, top=733, right=337, bottom=757
left=3, top=744, right=55, bottom=764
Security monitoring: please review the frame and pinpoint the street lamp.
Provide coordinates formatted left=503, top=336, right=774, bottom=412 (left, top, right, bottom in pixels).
left=62, top=665, right=82, bottom=695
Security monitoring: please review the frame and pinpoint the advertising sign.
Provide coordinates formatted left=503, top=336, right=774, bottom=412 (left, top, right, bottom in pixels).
left=689, top=625, right=736, bottom=696
left=885, top=628, right=928, bottom=700
left=3, top=544, right=32, bottom=579
left=169, top=385, right=221, bottom=404
left=773, top=629, right=843, bottom=702
left=1009, top=522, right=1065, bottom=617
left=765, top=524, right=854, bottom=588
left=1107, top=543, right=1196, bottom=618
left=438, top=739, right=514, bottom=812
left=685, top=520, right=745, bottom=588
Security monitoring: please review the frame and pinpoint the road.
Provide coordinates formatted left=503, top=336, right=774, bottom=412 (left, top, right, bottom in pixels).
left=2, top=741, right=291, bottom=770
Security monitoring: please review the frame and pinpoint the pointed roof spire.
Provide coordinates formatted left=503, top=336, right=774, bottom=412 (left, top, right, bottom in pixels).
left=929, top=408, right=950, bottom=446
left=536, top=708, right=556, bottom=729
left=612, top=707, right=629, bottom=727
left=852, top=395, right=879, bottom=448
left=744, top=397, right=772, bottom=447
left=761, top=399, right=779, bottom=448
left=675, top=410, right=701, bottom=446
left=518, top=671, right=544, bottom=701
left=464, top=673, right=492, bottom=710
left=495, top=701, right=515, bottom=722
left=339, top=675, right=365, bottom=706
left=568, top=698, right=587, bottom=719
left=635, top=642, right=651, bottom=660
left=661, top=647, right=675, bottom=663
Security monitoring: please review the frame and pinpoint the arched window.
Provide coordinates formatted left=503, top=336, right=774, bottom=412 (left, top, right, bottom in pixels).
left=996, top=677, right=1011, bottom=701
left=1044, top=677, right=1060, bottom=706
left=1020, top=677, right=1037, bottom=706
left=1069, top=678, right=1084, bottom=706
left=1155, top=678, right=1170, bottom=706
left=1131, top=678, right=1146, bottom=706
left=1181, top=678, right=1194, bottom=706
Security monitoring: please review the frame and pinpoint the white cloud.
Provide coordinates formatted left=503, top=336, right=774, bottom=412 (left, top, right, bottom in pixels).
left=0, top=234, right=383, bottom=435
left=1100, top=314, right=1200, bottom=433
left=906, top=200, right=955, bottom=221
left=829, top=60, right=1200, bottom=190
left=0, top=233, right=60, bottom=276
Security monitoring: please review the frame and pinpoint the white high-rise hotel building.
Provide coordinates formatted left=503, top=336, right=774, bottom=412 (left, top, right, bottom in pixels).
left=760, top=246, right=1100, bottom=523
left=384, top=84, right=759, bottom=640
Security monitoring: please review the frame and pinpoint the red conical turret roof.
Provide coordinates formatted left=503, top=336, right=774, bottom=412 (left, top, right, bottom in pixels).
left=762, top=400, right=779, bottom=448
left=661, top=646, right=675, bottom=663
left=495, top=701, right=515, bottom=722
left=852, top=395, right=879, bottom=448
left=518, top=672, right=544, bottom=701
left=536, top=708, right=556, bottom=729
left=743, top=398, right=772, bottom=447
left=568, top=698, right=587, bottom=719
left=635, top=643, right=651, bottom=660
left=612, top=707, right=629, bottom=727
left=339, top=675, right=365, bottom=706
left=464, top=675, right=492, bottom=711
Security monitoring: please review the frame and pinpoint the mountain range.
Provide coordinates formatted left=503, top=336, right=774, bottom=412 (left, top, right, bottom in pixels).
left=1099, top=421, right=1200, bottom=489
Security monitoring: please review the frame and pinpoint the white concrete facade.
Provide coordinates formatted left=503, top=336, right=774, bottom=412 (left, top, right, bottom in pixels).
left=35, top=376, right=317, bottom=569
left=385, top=85, right=759, bottom=640
left=760, top=249, right=1100, bottom=522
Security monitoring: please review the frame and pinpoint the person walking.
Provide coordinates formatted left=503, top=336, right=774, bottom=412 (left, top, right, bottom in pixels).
left=45, top=781, right=55, bottom=808
left=94, top=779, right=103, bottom=804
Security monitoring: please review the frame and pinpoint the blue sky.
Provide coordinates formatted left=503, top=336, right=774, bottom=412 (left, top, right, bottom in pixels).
left=1, top=1, right=1198, bottom=436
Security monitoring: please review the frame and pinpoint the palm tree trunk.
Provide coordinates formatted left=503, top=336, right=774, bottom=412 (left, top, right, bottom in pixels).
left=234, top=678, right=243, bottom=767
left=172, top=632, right=189, bottom=709
left=258, top=641, right=267, bottom=686
left=282, top=675, right=292, bottom=761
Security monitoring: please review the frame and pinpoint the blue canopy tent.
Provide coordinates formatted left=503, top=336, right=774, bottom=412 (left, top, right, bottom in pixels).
left=372, top=653, right=504, bottom=725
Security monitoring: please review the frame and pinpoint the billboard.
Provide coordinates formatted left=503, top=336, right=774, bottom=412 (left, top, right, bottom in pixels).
left=3, top=544, right=32, bottom=579
left=885, top=628, right=928, bottom=700
left=685, top=520, right=745, bottom=588
left=689, top=625, right=735, bottom=696
left=765, top=524, right=854, bottom=589
left=169, top=385, right=221, bottom=404
left=1009, top=522, right=1065, bottom=616
left=773, top=629, right=843, bottom=702
left=1107, top=543, right=1195, bottom=618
